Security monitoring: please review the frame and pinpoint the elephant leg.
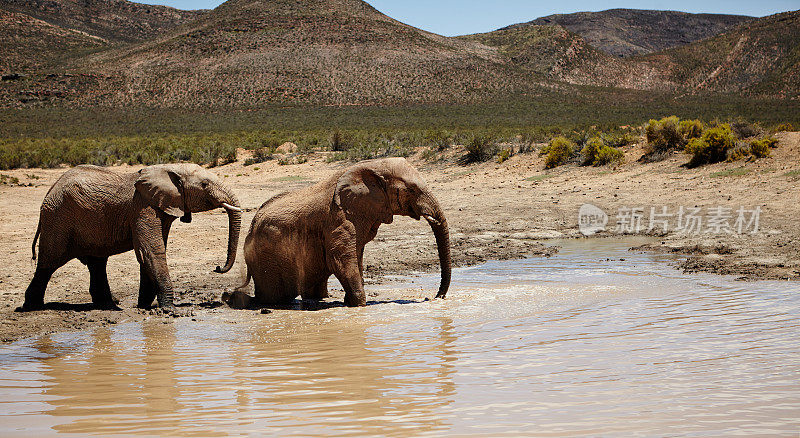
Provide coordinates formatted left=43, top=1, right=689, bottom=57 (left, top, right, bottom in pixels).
left=84, top=257, right=119, bottom=310
left=313, top=278, right=330, bottom=300
left=133, top=213, right=177, bottom=311
left=137, top=266, right=158, bottom=309
left=20, top=266, right=57, bottom=311
left=331, top=253, right=366, bottom=307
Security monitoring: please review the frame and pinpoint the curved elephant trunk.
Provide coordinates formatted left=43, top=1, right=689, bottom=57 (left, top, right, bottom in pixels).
left=215, top=192, right=242, bottom=274
left=418, top=190, right=451, bottom=299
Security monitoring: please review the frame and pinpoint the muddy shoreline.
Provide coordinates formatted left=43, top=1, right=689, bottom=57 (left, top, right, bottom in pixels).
left=1, top=132, right=798, bottom=343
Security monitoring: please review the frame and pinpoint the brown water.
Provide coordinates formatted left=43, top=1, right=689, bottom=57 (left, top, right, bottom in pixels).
left=1, top=238, right=799, bottom=436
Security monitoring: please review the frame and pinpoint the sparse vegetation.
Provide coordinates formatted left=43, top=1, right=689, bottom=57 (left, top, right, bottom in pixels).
left=685, top=124, right=736, bottom=167
left=0, top=99, right=796, bottom=170
left=243, top=147, right=274, bottom=166
left=710, top=167, right=750, bottom=178
left=0, top=174, right=20, bottom=185
left=497, top=147, right=513, bottom=164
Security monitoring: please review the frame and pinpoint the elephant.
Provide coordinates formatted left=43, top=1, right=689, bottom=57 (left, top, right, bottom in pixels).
left=19, top=163, right=242, bottom=313
left=230, top=157, right=450, bottom=308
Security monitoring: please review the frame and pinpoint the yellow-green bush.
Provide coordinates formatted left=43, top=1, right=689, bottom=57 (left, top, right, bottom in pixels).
left=774, top=123, right=793, bottom=132
left=580, top=137, right=603, bottom=165
left=595, top=145, right=625, bottom=166
left=678, top=119, right=705, bottom=139
left=497, top=147, right=513, bottom=164
left=544, top=136, right=575, bottom=169
left=749, top=136, right=777, bottom=158
left=686, top=124, right=736, bottom=167
left=643, top=116, right=684, bottom=162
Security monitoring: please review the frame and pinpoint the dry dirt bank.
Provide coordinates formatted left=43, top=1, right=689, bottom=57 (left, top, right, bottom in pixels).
left=1, top=132, right=798, bottom=343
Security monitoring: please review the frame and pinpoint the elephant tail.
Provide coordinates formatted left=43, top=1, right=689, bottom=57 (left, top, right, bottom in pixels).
left=31, top=221, right=41, bottom=261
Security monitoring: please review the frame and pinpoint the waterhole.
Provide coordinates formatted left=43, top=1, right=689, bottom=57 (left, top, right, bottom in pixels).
left=1, top=238, right=798, bottom=436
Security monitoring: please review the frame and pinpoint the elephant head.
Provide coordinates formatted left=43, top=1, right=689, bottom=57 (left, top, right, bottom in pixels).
left=335, top=157, right=451, bottom=299
left=135, top=164, right=242, bottom=274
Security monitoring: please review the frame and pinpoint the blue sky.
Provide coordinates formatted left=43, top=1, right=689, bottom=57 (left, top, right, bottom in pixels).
left=139, top=0, right=798, bottom=36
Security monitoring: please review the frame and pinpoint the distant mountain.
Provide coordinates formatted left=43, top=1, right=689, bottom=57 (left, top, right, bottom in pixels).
left=0, top=8, right=105, bottom=72
left=469, top=10, right=799, bottom=98
left=506, top=9, right=755, bottom=57
left=460, top=24, right=626, bottom=87
left=0, top=1, right=796, bottom=107
left=69, top=0, right=537, bottom=107
left=634, top=10, right=800, bottom=96
left=0, top=0, right=205, bottom=43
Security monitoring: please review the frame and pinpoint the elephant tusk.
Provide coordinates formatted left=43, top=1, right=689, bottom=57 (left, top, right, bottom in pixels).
left=221, top=202, right=242, bottom=213
left=423, top=214, right=441, bottom=226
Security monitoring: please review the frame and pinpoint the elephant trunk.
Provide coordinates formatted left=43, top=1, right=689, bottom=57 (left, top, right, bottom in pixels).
left=215, top=192, right=242, bottom=274
left=418, top=190, right=451, bottom=299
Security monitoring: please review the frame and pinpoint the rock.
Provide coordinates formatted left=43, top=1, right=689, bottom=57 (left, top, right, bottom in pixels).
left=276, top=142, right=297, bottom=154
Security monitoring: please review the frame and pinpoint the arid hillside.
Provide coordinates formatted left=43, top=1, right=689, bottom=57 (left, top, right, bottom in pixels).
left=0, top=0, right=205, bottom=43
left=0, top=1, right=797, bottom=107
left=510, top=9, right=754, bottom=57
left=473, top=10, right=800, bottom=97
left=0, top=8, right=105, bottom=72
left=0, top=0, right=204, bottom=74
left=68, top=0, right=538, bottom=107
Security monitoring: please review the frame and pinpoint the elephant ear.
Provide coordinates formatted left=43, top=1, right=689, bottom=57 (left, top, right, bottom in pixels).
left=334, top=165, right=391, bottom=222
left=135, top=166, right=188, bottom=219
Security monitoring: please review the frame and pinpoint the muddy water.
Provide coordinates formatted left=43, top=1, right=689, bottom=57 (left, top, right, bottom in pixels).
left=1, top=238, right=799, bottom=436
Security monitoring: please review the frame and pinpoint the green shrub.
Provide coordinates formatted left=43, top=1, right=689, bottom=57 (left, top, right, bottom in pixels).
left=580, top=137, right=604, bottom=165
left=581, top=136, right=624, bottom=166
left=544, top=136, right=575, bottom=169
left=497, top=147, right=513, bottom=164
left=595, top=145, right=625, bottom=166
left=686, top=124, right=736, bottom=167
left=601, top=131, right=637, bottom=148
left=643, top=116, right=684, bottom=162
left=678, top=119, right=705, bottom=139
left=424, top=129, right=451, bottom=151
left=243, top=147, right=273, bottom=166
left=461, top=133, right=498, bottom=164
left=726, top=144, right=751, bottom=162
left=774, top=123, right=794, bottom=132
left=731, top=118, right=762, bottom=139
left=749, top=137, right=777, bottom=158
left=329, top=129, right=352, bottom=151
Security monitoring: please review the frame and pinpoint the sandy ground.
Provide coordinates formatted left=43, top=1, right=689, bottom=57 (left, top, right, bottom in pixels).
left=1, top=132, right=798, bottom=343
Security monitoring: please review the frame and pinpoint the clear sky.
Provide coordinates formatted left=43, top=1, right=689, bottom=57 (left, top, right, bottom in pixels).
left=138, top=0, right=798, bottom=36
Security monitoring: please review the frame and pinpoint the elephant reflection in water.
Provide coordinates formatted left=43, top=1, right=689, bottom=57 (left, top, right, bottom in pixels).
left=240, top=315, right=458, bottom=435
left=33, top=324, right=191, bottom=435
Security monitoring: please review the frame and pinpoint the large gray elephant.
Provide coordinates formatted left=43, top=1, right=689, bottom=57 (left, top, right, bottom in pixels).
left=19, top=164, right=242, bottom=313
left=230, top=157, right=450, bottom=308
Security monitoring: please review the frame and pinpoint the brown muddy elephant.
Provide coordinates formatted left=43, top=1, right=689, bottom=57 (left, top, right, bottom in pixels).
left=19, top=164, right=242, bottom=313
left=232, top=157, right=450, bottom=308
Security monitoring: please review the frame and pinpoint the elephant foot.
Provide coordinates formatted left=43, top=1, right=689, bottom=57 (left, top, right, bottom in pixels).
left=94, top=301, right=122, bottom=311
left=343, top=295, right=367, bottom=308
left=15, top=301, right=44, bottom=312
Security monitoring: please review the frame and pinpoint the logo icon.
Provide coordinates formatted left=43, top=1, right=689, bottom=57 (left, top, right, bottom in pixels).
left=578, top=204, right=608, bottom=236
